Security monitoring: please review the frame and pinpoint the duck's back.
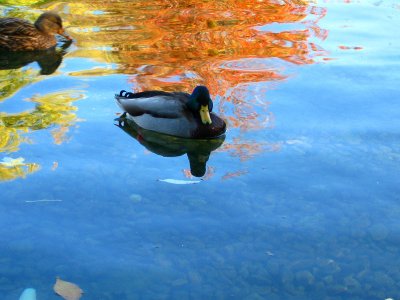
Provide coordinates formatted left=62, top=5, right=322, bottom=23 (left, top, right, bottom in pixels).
left=117, top=92, right=197, bottom=137
left=0, top=18, right=56, bottom=51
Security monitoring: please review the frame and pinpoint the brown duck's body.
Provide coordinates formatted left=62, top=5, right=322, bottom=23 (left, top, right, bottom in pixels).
left=0, top=12, right=70, bottom=51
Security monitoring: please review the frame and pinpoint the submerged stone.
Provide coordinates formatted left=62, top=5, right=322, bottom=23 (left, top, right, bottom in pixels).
left=344, top=275, right=361, bottom=292
left=369, top=224, right=389, bottom=241
left=129, top=194, right=142, bottom=203
left=295, top=270, right=314, bottom=285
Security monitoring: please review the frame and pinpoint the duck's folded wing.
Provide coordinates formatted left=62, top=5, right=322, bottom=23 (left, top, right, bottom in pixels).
left=115, top=95, right=183, bottom=118
left=0, top=18, right=37, bottom=37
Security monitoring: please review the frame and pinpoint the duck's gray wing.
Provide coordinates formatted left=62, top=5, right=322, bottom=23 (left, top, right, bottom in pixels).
left=115, top=92, right=189, bottom=119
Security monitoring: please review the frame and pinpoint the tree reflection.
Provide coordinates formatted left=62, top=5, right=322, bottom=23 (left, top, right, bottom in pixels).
left=0, top=90, right=84, bottom=181
left=0, top=157, right=40, bottom=182
left=0, top=69, right=35, bottom=103
left=54, top=0, right=326, bottom=172
left=1, top=0, right=327, bottom=179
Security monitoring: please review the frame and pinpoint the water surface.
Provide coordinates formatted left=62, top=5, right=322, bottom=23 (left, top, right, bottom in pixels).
left=1, top=0, right=400, bottom=299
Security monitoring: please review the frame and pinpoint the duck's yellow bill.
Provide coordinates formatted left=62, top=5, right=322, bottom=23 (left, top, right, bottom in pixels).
left=200, top=105, right=212, bottom=125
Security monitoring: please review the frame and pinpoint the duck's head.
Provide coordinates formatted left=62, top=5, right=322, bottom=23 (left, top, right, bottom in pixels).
left=187, top=86, right=214, bottom=125
left=34, top=12, right=71, bottom=40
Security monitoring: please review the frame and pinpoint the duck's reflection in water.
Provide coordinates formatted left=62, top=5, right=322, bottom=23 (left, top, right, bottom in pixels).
left=116, top=116, right=225, bottom=177
left=0, top=39, right=72, bottom=75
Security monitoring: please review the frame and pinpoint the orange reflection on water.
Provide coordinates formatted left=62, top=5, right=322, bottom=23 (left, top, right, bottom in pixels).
left=61, top=0, right=326, bottom=89
left=54, top=0, right=326, bottom=173
left=220, top=137, right=282, bottom=162
left=222, top=170, right=249, bottom=181
left=339, top=45, right=363, bottom=50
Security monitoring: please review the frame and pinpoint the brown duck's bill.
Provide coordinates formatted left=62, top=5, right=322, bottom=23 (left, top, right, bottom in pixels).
left=58, top=29, right=72, bottom=40
left=200, top=105, right=212, bottom=125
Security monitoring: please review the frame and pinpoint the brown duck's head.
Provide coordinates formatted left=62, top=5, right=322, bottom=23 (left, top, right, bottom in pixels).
left=34, top=12, right=71, bottom=40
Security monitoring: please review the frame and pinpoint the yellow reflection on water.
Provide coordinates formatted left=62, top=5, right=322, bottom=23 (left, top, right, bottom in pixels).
left=0, top=90, right=84, bottom=181
left=0, top=69, right=37, bottom=102
left=0, top=90, right=84, bottom=152
left=0, top=157, right=40, bottom=182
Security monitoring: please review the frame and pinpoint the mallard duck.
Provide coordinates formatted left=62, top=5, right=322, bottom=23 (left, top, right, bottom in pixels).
left=115, top=86, right=226, bottom=139
left=0, top=12, right=71, bottom=51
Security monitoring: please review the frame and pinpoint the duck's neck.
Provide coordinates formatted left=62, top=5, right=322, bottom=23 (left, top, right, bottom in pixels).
left=34, top=21, right=46, bottom=34
left=187, top=96, right=200, bottom=112
left=187, top=86, right=213, bottom=112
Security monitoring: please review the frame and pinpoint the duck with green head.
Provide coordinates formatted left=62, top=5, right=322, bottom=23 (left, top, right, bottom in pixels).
left=0, top=12, right=71, bottom=51
left=115, top=86, right=226, bottom=139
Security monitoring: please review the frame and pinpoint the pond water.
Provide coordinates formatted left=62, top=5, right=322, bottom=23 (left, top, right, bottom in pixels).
left=1, top=0, right=400, bottom=299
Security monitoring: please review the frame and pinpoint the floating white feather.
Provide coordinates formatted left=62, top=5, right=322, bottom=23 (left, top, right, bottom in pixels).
left=158, top=179, right=201, bottom=185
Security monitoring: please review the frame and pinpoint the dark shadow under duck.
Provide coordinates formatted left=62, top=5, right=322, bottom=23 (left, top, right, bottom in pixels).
left=115, top=86, right=226, bottom=139
left=0, top=39, right=72, bottom=75
left=0, top=12, right=71, bottom=52
left=116, top=115, right=225, bottom=177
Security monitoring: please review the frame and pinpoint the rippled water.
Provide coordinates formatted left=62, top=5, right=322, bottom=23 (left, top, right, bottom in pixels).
left=1, top=1, right=400, bottom=299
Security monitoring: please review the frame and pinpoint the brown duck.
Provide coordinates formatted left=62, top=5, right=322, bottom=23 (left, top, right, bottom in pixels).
left=0, top=12, right=71, bottom=51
